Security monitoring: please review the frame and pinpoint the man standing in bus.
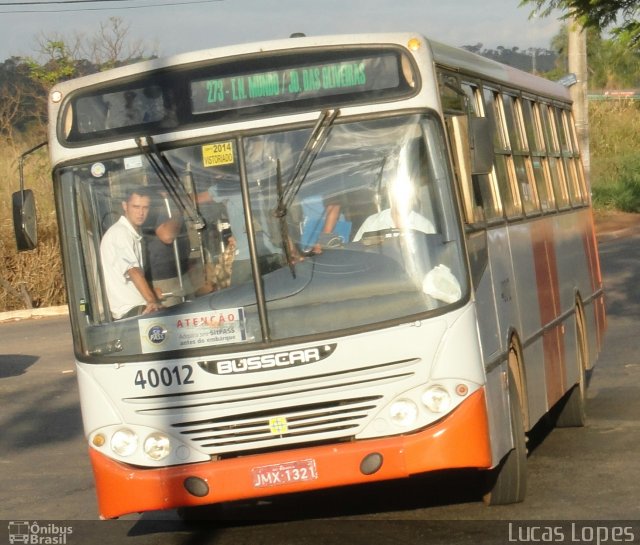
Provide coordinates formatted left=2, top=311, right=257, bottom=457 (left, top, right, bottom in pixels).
left=144, top=196, right=193, bottom=306
left=100, top=186, right=162, bottom=319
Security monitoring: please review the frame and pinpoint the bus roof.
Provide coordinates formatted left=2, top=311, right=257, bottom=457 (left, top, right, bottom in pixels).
left=51, top=32, right=570, bottom=103
left=428, top=39, right=570, bottom=102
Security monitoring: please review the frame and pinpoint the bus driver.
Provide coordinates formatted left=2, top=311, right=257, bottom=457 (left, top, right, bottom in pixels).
left=100, top=186, right=162, bottom=319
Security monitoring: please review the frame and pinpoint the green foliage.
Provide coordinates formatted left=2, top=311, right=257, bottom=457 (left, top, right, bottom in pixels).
left=520, top=0, right=640, bottom=51
left=587, top=29, right=640, bottom=88
left=468, top=25, right=640, bottom=89
left=592, top=175, right=640, bottom=211
left=25, top=40, right=77, bottom=88
left=590, top=100, right=640, bottom=211
left=540, top=23, right=640, bottom=87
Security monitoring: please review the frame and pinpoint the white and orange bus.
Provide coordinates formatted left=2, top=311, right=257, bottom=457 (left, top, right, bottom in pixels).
left=14, top=32, right=605, bottom=518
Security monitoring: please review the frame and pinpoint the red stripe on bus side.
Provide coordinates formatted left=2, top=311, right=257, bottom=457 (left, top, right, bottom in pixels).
left=531, top=219, right=566, bottom=406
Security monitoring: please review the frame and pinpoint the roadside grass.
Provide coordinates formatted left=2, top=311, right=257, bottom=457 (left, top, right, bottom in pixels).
left=0, top=136, right=65, bottom=312
left=590, top=100, right=640, bottom=211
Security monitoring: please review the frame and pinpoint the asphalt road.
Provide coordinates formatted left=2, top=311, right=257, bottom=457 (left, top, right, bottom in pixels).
left=1, top=231, right=640, bottom=544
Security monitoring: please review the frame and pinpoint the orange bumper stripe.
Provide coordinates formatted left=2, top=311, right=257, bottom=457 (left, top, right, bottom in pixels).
left=91, top=388, right=491, bottom=519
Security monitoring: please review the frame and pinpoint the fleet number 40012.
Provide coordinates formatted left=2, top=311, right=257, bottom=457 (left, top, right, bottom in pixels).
left=134, top=365, right=194, bottom=389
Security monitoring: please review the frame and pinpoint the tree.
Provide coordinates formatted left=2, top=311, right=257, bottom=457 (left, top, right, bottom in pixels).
left=545, top=23, right=640, bottom=87
left=0, top=81, right=22, bottom=142
left=75, top=17, right=155, bottom=70
left=26, top=16, right=155, bottom=85
left=586, top=28, right=640, bottom=87
left=2, top=17, right=156, bottom=136
left=462, top=44, right=558, bottom=73
left=520, top=0, right=640, bottom=49
left=26, top=40, right=77, bottom=88
left=0, top=57, right=38, bottom=140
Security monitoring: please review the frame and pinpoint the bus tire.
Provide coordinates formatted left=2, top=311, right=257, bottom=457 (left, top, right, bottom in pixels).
left=483, top=367, right=527, bottom=505
left=556, top=309, right=587, bottom=427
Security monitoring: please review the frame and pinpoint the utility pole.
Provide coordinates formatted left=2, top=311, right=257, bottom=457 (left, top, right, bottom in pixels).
left=567, top=18, right=590, bottom=185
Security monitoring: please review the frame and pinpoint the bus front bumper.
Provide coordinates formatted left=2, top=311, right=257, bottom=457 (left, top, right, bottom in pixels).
left=90, top=388, right=492, bottom=519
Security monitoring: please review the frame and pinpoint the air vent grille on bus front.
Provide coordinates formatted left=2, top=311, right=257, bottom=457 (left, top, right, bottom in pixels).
left=171, top=396, right=382, bottom=449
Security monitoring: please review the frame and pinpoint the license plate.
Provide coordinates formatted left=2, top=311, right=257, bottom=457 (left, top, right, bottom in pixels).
left=251, top=458, right=318, bottom=488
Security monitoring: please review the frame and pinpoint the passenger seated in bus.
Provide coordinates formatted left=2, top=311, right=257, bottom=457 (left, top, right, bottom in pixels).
left=300, top=196, right=351, bottom=253
left=100, top=186, right=162, bottom=319
left=352, top=177, right=436, bottom=241
left=352, top=205, right=435, bottom=241
left=305, top=186, right=380, bottom=253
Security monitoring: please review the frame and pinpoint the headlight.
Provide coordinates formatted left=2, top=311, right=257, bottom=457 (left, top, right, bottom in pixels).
left=143, top=432, right=171, bottom=461
left=110, top=428, right=138, bottom=457
left=389, top=399, right=418, bottom=427
left=421, top=386, right=451, bottom=413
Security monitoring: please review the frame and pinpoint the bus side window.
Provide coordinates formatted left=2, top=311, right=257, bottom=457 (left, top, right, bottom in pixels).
left=557, top=107, right=586, bottom=205
left=446, top=114, right=476, bottom=224
left=539, top=103, right=571, bottom=209
left=465, top=83, right=502, bottom=223
left=508, top=96, right=541, bottom=216
left=523, top=99, right=555, bottom=212
left=445, top=82, right=502, bottom=225
left=490, top=91, right=523, bottom=218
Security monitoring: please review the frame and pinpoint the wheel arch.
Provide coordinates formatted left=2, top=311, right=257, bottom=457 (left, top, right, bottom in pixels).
left=574, top=291, right=589, bottom=373
left=506, top=329, right=530, bottom=432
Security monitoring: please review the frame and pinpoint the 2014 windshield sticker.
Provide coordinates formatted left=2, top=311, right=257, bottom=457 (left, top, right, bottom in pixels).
left=138, top=308, right=246, bottom=353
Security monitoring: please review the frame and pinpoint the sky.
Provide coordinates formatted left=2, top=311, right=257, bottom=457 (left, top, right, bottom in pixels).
left=0, top=0, right=564, bottom=62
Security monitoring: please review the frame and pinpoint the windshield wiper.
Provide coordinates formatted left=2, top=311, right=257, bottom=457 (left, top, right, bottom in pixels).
left=274, top=159, right=296, bottom=278
left=374, top=156, right=387, bottom=213
left=272, top=109, right=339, bottom=277
left=135, top=136, right=206, bottom=230
left=273, top=108, right=339, bottom=218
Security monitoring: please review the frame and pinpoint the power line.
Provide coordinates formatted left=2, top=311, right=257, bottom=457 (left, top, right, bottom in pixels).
left=0, top=0, right=222, bottom=13
left=0, top=1, right=138, bottom=5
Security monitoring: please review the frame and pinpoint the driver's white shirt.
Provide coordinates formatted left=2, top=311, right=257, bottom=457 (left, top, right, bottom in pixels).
left=100, top=215, right=147, bottom=319
left=353, top=209, right=435, bottom=241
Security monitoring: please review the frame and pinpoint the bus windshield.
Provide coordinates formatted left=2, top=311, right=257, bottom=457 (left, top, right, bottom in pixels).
left=62, top=113, right=468, bottom=359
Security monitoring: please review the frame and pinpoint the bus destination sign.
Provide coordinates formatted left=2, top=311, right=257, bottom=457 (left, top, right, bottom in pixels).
left=190, top=54, right=401, bottom=114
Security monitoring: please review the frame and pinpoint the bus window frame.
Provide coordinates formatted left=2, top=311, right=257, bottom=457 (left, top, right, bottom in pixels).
left=539, top=103, right=571, bottom=210
left=490, top=90, right=523, bottom=219
left=461, top=80, right=502, bottom=226
left=558, top=108, right=587, bottom=205
left=509, top=95, right=541, bottom=217
left=438, top=74, right=589, bottom=229
left=525, top=98, right=557, bottom=213
left=438, top=71, right=503, bottom=229
left=564, top=109, right=589, bottom=201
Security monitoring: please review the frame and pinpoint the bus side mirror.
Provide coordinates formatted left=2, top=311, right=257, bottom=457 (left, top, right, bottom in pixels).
left=469, top=116, right=493, bottom=176
left=12, top=189, right=38, bottom=251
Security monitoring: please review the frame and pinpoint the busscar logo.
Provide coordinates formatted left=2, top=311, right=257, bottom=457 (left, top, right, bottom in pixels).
left=8, top=521, right=73, bottom=544
left=198, top=343, right=336, bottom=375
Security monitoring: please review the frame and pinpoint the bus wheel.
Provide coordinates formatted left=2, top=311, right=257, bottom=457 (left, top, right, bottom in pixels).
left=483, top=367, right=527, bottom=505
left=556, top=310, right=587, bottom=427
